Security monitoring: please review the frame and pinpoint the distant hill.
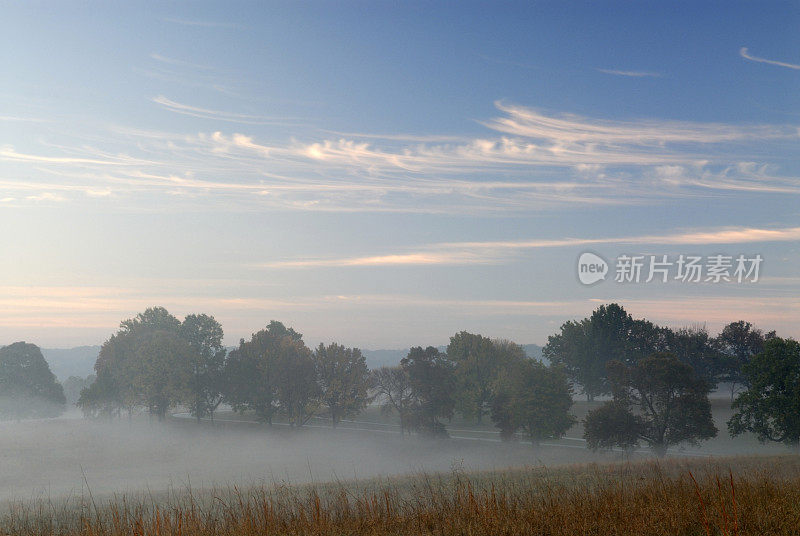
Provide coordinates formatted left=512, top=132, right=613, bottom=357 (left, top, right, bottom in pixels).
left=361, top=348, right=412, bottom=369
left=41, top=346, right=100, bottom=381
left=362, top=343, right=544, bottom=370
left=523, top=344, right=545, bottom=362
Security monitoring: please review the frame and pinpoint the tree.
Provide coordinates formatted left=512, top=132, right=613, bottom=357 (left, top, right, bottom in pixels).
left=446, top=332, right=526, bottom=423
left=80, top=306, right=219, bottom=422
left=627, top=318, right=670, bottom=363
left=585, top=354, right=717, bottom=457
left=130, top=330, right=193, bottom=421
left=402, top=346, right=455, bottom=436
left=728, top=337, right=800, bottom=451
left=714, top=321, right=770, bottom=400
left=314, top=343, right=369, bottom=427
left=223, top=321, right=312, bottom=426
left=275, top=336, right=319, bottom=426
left=583, top=401, right=641, bottom=455
left=490, top=360, right=576, bottom=446
left=224, top=322, right=292, bottom=424
left=120, top=306, right=182, bottom=334
left=544, top=304, right=645, bottom=402
left=0, top=342, right=66, bottom=420
left=370, top=366, right=415, bottom=434
left=181, top=314, right=227, bottom=422
left=666, top=326, right=726, bottom=388
left=543, top=319, right=600, bottom=400
left=63, top=374, right=95, bottom=407
left=78, top=370, right=120, bottom=419
left=545, top=304, right=677, bottom=402
left=87, top=306, right=184, bottom=419
left=86, top=331, right=139, bottom=418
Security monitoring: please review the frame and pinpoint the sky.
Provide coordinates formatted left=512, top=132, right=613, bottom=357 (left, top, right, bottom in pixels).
left=1, top=1, right=799, bottom=349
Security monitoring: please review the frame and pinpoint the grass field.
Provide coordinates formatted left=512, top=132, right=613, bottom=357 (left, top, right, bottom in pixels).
left=2, top=393, right=794, bottom=534
left=3, top=454, right=799, bottom=535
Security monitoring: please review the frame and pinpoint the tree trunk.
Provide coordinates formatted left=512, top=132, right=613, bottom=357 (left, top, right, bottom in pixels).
left=652, top=443, right=668, bottom=458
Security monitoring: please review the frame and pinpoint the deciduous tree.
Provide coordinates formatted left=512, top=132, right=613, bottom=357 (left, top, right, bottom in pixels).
left=275, top=336, right=319, bottom=426
left=402, top=346, right=455, bottom=437
left=0, top=342, right=66, bottom=420
left=585, top=353, right=717, bottom=457
left=130, top=330, right=193, bottom=421
left=728, top=337, right=800, bottom=451
left=447, top=332, right=525, bottom=422
left=714, top=321, right=772, bottom=400
left=490, top=360, right=575, bottom=447
left=314, top=343, right=369, bottom=427
left=223, top=321, right=299, bottom=425
left=371, top=366, right=415, bottom=435
left=666, top=326, right=725, bottom=388
left=181, top=314, right=226, bottom=422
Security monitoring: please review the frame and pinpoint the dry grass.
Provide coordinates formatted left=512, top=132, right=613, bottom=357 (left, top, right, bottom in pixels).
left=2, top=455, right=799, bottom=535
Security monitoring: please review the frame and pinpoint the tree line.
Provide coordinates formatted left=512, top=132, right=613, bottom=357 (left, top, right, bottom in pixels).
left=2, top=302, right=793, bottom=456
left=75, top=307, right=578, bottom=446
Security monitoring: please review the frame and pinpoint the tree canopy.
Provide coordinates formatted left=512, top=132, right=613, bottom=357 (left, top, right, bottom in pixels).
left=314, top=342, right=369, bottom=427
left=544, top=304, right=640, bottom=401
left=714, top=320, right=772, bottom=400
left=490, top=360, right=575, bottom=446
left=80, top=306, right=224, bottom=421
left=0, top=342, right=66, bottom=420
left=584, top=353, right=717, bottom=456
left=446, top=332, right=528, bottom=424
left=728, top=337, right=800, bottom=450
left=402, top=346, right=456, bottom=437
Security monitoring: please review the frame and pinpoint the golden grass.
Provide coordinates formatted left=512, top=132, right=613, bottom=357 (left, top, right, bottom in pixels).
left=2, top=454, right=799, bottom=535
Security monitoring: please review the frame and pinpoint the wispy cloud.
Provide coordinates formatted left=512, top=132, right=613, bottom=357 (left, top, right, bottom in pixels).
left=318, top=130, right=467, bottom=143
left=258, top=251, right=499, bottom=269
left=0, top=146, right=150, bottom=166
left=152, top=96, right=297, bottom=125
left=0, top=116, right=48, bottom=123
left=597, top=69, right=662, bottom=78
left=740, top=47, right=800, bottom=70
left=25, top=192, right=65, bottom=202
left=482, top=102, right=795, bottom=145
left=4, top=101, right=798, bottom=214
left=260, top=225, right=800, bottom=268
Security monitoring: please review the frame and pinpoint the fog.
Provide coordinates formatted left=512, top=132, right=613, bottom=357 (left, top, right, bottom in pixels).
left=0, top=412, right=611, bottom=505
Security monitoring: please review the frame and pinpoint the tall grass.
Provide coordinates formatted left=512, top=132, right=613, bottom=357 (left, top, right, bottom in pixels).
left=2, top=455, right=799, bottom=535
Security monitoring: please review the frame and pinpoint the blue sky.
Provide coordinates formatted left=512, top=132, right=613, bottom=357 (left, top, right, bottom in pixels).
left=1, top=1, right=799, bottom=348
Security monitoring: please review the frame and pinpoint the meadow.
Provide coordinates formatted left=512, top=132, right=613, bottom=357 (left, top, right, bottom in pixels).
left=2, top=454, right=798, bottom=535
left=0, top=390, right=794, bottom=534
